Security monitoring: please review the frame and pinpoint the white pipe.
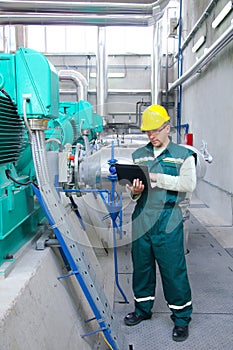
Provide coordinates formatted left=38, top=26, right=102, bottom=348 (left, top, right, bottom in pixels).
left=181, top=0, right=219, bottom=51
left=0, top=0, right=170, bottom=26
left=59, top=88, right=151, bottom=95
left=0, top=0, right=168, bottom=14
left=59, top=70, right=88, bottom=101
left=96, top=27, right=107, bottom=119
left=0, top=13, right=152, bottom=26
left=151, top=20, right=161, bottom=104
left=169, top=22, right=233, bottom=91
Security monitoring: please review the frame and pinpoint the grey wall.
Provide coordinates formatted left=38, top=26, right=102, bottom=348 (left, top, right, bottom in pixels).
left=181, top=0, right=233, bottom=223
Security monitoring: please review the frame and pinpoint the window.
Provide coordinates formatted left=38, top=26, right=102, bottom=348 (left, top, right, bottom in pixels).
left=0, top=26, right=16, bottom=52
left=106, top=26, right=153, bottom=54
left=27, top=26, right=46, bottom=52
left=66, top=26, right=97, bottom=53
left=27, top=25, right=97, bottom=54
left=26, top=25, right=153, bottom=54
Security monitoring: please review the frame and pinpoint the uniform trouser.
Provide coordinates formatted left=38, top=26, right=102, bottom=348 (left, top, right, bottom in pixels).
left=132, top=207, right=192, bottom=327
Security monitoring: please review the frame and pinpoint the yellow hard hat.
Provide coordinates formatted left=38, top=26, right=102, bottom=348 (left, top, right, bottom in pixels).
left=140, top=104, right=170, bottom=131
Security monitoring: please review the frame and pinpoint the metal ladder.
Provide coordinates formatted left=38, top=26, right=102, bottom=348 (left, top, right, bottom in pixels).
left=31, top=130, right=124, bottom=350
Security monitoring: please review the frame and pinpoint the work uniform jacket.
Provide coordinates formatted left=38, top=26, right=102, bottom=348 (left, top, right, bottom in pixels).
left=131, top=140, right=196, bottom=237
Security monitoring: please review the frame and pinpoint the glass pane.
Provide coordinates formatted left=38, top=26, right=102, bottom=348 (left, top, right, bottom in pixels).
left=0, top=27, right=3, bottom=51
left=27, top=26, right=45, bottom=52
left=46, top=26, right=66, bottom=53
left=106, top=26, right=153, bottom=54
left=0, top=26, right=16, bottom=52
left=66, top=26, right=97, bottom=53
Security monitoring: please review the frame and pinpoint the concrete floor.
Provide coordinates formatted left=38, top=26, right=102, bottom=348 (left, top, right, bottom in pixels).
left=112, top=196, right=233, bottom=350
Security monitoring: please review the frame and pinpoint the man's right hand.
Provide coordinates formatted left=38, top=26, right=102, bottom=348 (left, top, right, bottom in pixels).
left=126, top=178, right=145, bottom=195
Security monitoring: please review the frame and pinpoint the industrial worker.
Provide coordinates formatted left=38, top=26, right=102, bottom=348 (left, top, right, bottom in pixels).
left=124, top=104, right=197, bottom=342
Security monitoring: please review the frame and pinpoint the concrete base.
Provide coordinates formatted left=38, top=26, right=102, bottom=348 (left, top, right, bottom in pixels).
left=0, top=244, right=104, bottom=350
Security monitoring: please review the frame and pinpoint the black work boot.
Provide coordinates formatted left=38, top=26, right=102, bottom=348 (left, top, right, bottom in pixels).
left=172, top=325, right=189, bottom=342
left=124, top=312, right=151, bottom=326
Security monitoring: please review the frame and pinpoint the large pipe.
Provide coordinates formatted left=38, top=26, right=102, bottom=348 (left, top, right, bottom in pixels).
left=96, top=27, right=108, bottom=119
left=0, top=0, right=170, bottom=26
left=180, top=0, right=219, bottom=52
left=59, top=70, right=88, bottom=101
left=60, top=88, right=151, bottom=95
left=0, top=1, right=169, bottom=15
left=169, top=22, right=233, bottom=91
left=151, top=20, right=161, bottom=104
left=0, top=13, right=152, bottom=26
left=176, top=0, right=183, bottom=144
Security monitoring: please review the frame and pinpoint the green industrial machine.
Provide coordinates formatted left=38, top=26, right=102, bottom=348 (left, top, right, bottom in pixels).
left=0, top=47, right=124, bottom=349
left=0, top=47, right=103, bottom=268
left=46, top=100, right=103, bottom=148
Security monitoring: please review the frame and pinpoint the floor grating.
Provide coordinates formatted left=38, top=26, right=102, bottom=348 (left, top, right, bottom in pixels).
left=114, top=213, right=233, bottom=349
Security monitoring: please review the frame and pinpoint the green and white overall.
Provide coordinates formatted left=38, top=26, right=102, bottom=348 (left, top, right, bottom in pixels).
left=131, top=140, right=196, bottom=327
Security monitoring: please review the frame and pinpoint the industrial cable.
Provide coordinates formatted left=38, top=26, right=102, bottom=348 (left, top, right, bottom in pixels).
left=5, top=169, right=38, bottom=187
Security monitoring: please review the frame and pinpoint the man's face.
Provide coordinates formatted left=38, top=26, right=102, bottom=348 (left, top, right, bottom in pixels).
left=146, top=123, right=170, bottom=148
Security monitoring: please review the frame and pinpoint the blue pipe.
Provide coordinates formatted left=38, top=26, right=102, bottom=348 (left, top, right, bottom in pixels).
left=173, top=123, right=189, bottom=135
left=63, top=188, right=128, bottom=303
left=107, top=142, right=128, bottom=302
left=64, top=141, right=128, bottom=303
left=108, top=141, right=118, bottom=203
left=177, top=0, right=183, bottom=144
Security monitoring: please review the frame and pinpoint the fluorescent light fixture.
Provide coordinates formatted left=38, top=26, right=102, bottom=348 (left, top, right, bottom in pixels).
left=192, top=35, right=206, bottom=53
left=212, top=1, right=233, bottom=29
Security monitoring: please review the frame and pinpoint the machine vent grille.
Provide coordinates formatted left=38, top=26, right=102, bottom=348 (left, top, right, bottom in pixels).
left=0, top=96, right=24, bottom=165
